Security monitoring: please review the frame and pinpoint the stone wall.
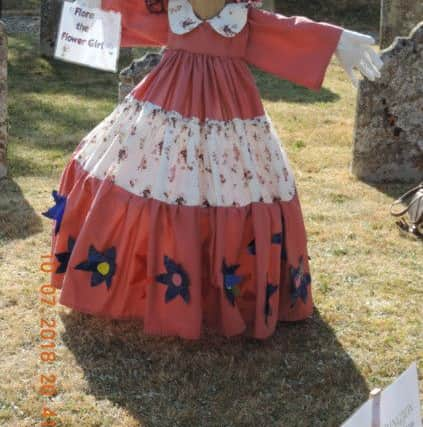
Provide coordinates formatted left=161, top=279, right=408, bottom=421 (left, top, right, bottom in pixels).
left=0, top=21, right=7, bottom=179
left=351, top=22, right=423, bottom=183
left=380, top=0, right=423, bottom=49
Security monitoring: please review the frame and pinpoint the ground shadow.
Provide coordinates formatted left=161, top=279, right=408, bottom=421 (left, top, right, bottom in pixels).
left=362, top=180, right=421, bottom=201
left=60, top=308, right=369, bottom=427
left=253, top=68, right=340, bottom=104
left=8, top=33, right=121, bottom=102
left=0, top=177, right=43, bottom=240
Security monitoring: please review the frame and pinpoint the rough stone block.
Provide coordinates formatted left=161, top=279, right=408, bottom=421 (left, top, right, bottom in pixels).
left=352, top=22, right=423, bottom=183
left=119, top=51, right=163, bottom=102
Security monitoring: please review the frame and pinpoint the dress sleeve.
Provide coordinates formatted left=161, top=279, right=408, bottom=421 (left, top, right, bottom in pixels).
left=245, top=8, right=343, bottom=91
left=101, top=0, right=169, bottom=47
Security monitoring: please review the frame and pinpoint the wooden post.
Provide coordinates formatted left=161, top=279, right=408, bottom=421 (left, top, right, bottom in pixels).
left=40, top=0, right=64, bottom=58
left=370, top=388, right=382, bottom=427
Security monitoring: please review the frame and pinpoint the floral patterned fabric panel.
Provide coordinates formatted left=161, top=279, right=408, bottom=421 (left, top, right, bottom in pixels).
left=73, top=96, right=297, bottom=207
left=168, top=0, right=250, bottom=37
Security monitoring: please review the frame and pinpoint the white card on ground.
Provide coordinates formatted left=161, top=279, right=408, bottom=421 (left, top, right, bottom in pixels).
left=342, top=362, right=422, bottom=427
left=54, top=1, right=121, bottom=72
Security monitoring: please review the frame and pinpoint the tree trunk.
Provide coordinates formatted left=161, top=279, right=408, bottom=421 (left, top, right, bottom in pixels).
left=0, top=20, right=7, bottom=178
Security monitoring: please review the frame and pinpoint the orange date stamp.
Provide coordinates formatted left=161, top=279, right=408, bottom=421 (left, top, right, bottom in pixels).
left=39, top=255, right=59, bottom=427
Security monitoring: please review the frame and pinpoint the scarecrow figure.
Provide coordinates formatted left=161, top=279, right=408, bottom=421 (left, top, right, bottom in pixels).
left=45, top=0, right=383, bottom=339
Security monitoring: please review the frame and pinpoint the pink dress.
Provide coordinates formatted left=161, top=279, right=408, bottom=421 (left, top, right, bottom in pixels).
left=45, top=0, right=342, bottom=339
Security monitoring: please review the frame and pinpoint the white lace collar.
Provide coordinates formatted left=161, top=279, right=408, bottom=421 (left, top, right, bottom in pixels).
left=168, top=0, right=251, bottom=38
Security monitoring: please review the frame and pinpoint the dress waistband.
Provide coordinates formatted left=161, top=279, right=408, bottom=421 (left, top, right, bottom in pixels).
left=163, top=47, right=246, bottom=61
left=166, top=24, right=249, bottom=59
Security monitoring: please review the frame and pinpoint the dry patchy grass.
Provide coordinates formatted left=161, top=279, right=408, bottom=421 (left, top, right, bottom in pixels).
left=0, top=34, right=421, bottom=427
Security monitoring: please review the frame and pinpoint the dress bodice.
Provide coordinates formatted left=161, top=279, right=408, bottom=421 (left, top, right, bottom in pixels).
left=102, top=0, right=343, bottom=90
left=166, top=0, right=250, bottom=57
left=167, top=23, right=249, bottom=58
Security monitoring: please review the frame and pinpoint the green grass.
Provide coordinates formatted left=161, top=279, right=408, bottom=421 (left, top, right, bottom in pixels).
left=0, top=33, right=422, bottom=427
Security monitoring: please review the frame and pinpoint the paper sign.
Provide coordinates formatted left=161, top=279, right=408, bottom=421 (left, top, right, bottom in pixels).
left=342, top=363, right=422, bottom=427
left=54, top=1, right=121, bottom=72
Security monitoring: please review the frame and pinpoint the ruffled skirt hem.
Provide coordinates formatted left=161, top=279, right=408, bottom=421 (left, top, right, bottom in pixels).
left=48, top=160, right=313, bottom=340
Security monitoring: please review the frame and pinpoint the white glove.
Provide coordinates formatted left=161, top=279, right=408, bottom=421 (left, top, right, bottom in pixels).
left=335, top=29, right=384, bottom=87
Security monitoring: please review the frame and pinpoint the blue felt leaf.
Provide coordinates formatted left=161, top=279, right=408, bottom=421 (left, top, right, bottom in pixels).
left=42, top=190, right=67, bottom=235
left=156, top=273, right=169, bottom=285
left=247, top=239, right=256, bottom=255
left=75, top=261, right=92, bottom=271
left=224, top=288, right=236, bottom=306
left=271, top=232, right=283, bottom=245
left=105, top=247, right=116, bottom=261
left=180, top=287, right=190, bottom=303
left=165, top=285, right=180, bottom=303
left=91, top=271, right=104, bottom=286
left=88, top=246, right=104, bottom=264
left=224, top=274, right=242, bottom=289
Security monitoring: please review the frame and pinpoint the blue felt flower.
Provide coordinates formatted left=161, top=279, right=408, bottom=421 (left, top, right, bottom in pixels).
left=75, top=245, right=117, bottom=289
left=55, top=236, right=76, bottom=274
left=222, top=259, right=243, bottom=306
left=42, top=190, right=67, bottom=235
left=264, top=283, right=278, bottom=325
left=156, top=256, right=190, bottom=303
left=289, top=256, right=311, bottom=307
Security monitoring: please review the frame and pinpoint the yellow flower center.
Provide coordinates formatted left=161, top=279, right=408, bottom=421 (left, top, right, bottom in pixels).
left=97, top=262, right=110, bottom=276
